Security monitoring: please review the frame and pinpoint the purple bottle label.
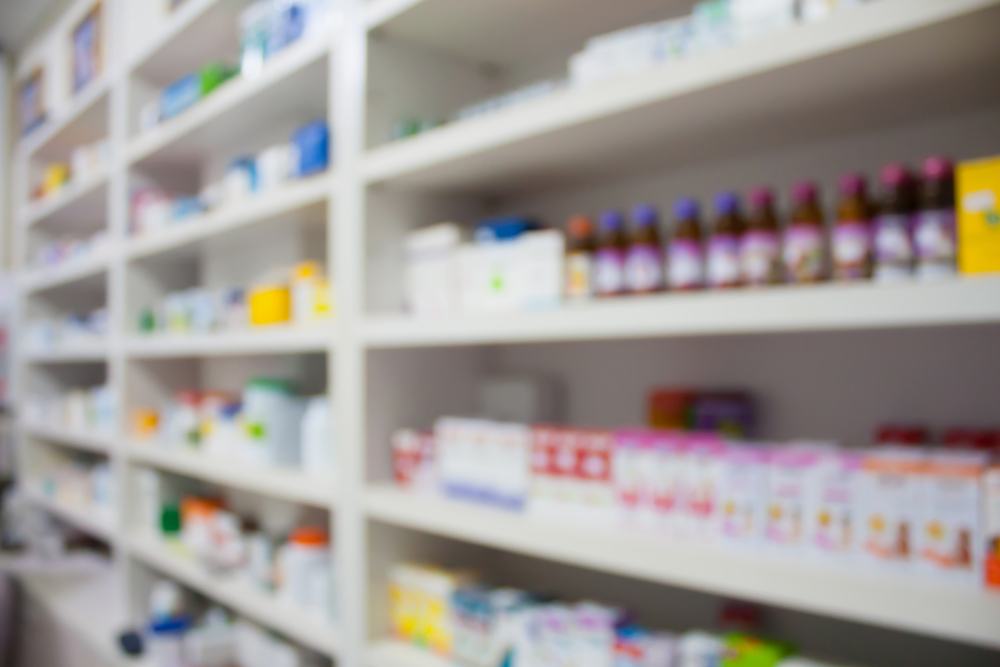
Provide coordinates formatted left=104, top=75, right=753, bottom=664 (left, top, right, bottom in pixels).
left=832, top=220, right=872, bottom=280
left=707, top=234, right=741, bottom=287
left=739, top=230, right=780, bottom=285
left=667, top=239, right=703, bottom=289
left=783, top=224, right=824, bottom=282
left=625, top=244, right=664, bottom=292
left=594, top=248, right=626, bottom=295
left=914, top=209, right=956, bottom=278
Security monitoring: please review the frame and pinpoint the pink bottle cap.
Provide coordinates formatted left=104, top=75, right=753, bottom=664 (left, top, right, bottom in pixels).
left=791, top=181, right=818, bottom=204
left=922, top=155, right=953, bottom=180
left=879, top=163, right=911, bottom=188
left=838, top=173, right=866, bottom=196
left=748, top=187, right=774, bottom=209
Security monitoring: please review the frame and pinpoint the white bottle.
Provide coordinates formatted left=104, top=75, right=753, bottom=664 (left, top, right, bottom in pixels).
left=300, top=396, right=334, bottom=477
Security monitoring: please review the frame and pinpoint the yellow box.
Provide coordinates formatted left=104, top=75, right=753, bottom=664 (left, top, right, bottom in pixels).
left=958, top=155, right=1000, bottom=275
left=248, top=284, right=290, bottom=326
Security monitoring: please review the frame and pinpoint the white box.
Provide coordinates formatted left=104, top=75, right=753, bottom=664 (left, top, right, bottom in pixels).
left=405, top=223, right=463, bottom=317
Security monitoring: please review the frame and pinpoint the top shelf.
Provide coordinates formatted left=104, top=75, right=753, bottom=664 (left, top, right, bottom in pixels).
left=363, top=0, right=1000, bottom=195
left=17, top=78, right=110, bottom=162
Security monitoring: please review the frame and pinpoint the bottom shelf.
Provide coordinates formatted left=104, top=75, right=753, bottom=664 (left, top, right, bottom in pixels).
left=127, top=534, right=339, bottom=658
left=365, top=487, right=1000, bottom=650
left=18, top=564, right=145, bottom=667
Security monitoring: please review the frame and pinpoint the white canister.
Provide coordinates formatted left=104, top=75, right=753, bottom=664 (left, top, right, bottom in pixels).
left=241, top=378, right=303, bottom=467
left=278, top=527, right=331, bottom=619
left=300, top=395, right=333, bottom=477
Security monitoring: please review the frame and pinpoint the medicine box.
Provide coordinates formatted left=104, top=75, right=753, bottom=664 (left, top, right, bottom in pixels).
left=981, top=467, right=1000, bottom=589
left=857, top=447, right=924, bottom=569
left=957, top=155, right=1000, bottom=275
left=405, top=223, right=463, bottom=317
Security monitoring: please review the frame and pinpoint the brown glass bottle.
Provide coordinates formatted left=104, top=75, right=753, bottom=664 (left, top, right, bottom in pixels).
left=783, top=181, right=825, bottom=283
left=832, top=173, right=872, bottom=281
left=565, top=215, right=596, bottom=300
left=667, top=197, right=704, bottom=290
left=740, top=187, right=781, bottom=286
left=707, top=191, right=744, bottom=289
left=594, top=210, right=629, bottom=296
left=625, top=204, right=665, bottom=293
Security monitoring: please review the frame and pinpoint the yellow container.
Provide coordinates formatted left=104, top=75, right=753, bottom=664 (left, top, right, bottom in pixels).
left=132, top=408, right=160, bottom=440
left=248, top=283, right=291, bottom=326
left=42, top=162, right=71, bottom=197
left=958, top=155, right=1000, bottom=275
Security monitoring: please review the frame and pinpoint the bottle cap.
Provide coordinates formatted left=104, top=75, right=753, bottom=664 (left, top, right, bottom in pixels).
left=599, top=210, right=624, bottom=231
left=879, top=163, right=911, bottom=188
left=791, top=181, right=818, bottom=204
left=922, top=155, right=953, bottom=181
left=631, top=204, right=659, bottom=227
left=673, top=197, right=699, bottom=220
left=567, top=215, right=594, bottom=239
left=713, top=191, right=740, bottom=215
left=748, top=187, right=774, bottom=209
left=838, top=173, right=866, bottom=196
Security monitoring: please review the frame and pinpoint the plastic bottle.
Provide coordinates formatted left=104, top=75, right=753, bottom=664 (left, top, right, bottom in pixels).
left=873, top=164, right=917, bottom=282
left=667, top=197, right=704, bottom=291
left=564, top=215, right=596, bottom=300
left=783, top=181, right=826, bottom=283
left=301, top=395, right=334, bottom=478
left=593, top=210, right=628, bottom=296
left=625, top=204, right=665, bottom=293
left=739, top=187, right=781, bottom=286
left=914, top=156, right=956, bottom=280
left=831, top=173, right=873, bottom=281
left=707, top=192, right=744, bottom=289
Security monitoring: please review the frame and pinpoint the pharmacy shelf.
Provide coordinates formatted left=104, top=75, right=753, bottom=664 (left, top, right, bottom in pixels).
left=22, top=169, right=109, bottom=229
left=129, top=0, right=245, bottom=78
left=125, top=326, right=332, bottom=358
left=18, top=251, right=109, bottom=294
left=22, top=342, right=109, bottom=364
left=129, top=534, right=340, bottom=657
left=363, top=0, right=1000, bottom=193
left=127, top=37, right=330, bottom=167
left=18, top=77, right=111, bottom=159
left=24, top=485, right=116, bottom=543
left=127, top=444, right=334, bottom=508
left=366, top=486, right=1000, bottom=650
left=18, top=564, right=147, bottom=667
left=366, top=639, right=452, bottom=667
left=364, top=277, right=1000, bottom=348
left=21, top=422, right=115, bottom=454
left=126, top=173, right=331, bottom=260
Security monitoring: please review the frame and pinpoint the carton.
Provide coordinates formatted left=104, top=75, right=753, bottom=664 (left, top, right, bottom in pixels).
left=717, top=443, right=769, bottom=547
left=766, top=445, right=825, bottom=552
left=857, top=447, right=925, bottom=570
left=806, top=450, right=861, bottom=560
left=985, top=467, right=1000, bottom=590
left=957, top=155, right=1000, bottom=275
left=915, top=450, right=988, bottom=585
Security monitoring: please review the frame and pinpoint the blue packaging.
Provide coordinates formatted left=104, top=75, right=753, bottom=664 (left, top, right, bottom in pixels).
left=170, top=196, right=204, bottom=221
left=292, top=120, right=329, bottom=177
left=269, top=2, right=307, bottom=54
left=160, top=74, right=200, bottom=121
left=474, top=216, right=539, bottom=243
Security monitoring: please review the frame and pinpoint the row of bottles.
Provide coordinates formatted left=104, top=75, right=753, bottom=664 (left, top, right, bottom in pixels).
left=565, top=157, right=956, bottom=298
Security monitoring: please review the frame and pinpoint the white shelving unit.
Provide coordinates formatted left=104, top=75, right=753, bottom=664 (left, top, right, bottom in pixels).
left=7, top=1, right=1000, bottom=666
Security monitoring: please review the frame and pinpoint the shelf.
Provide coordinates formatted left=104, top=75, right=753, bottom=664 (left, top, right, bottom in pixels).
left=22, top=342, right=109, bottom=364
left=18, top=78, right=111, bottom=160
left=127, top=444, right=334, bottom=508
left=19, top=251, right=109, bottom=294
left=367, top=639, right=452, bottom=667
left=128, top=534, right=339, bottom=657
left=18, top=563, right=146, bottom=667
left=366, top=486, right=1000, bottom=650
left=127, top=38, right=330, bottom=168
left=21, top=422, right=115, bottom=454
left=129, top=0, right=245, bottom=80
left=363, top=277, right=1000, bottom=348
left=125, top=326, right=332, bottom=358
left=126, top=174, right=331, bottom=260
left=363, top=0, right=1000, bottom=194
left=24, top=486, right=116, bottom=543
left=23, top=170, right=109, bottom=229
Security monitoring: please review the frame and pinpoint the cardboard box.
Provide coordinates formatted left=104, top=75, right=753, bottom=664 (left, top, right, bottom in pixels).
left=957, top=155, right=1000, bottom=275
